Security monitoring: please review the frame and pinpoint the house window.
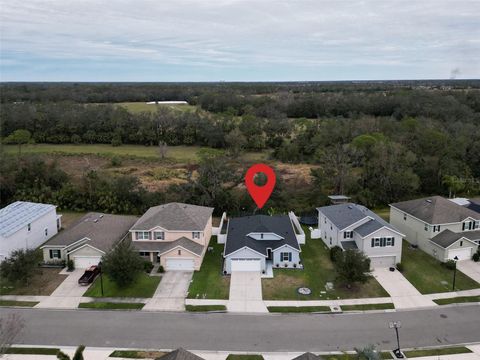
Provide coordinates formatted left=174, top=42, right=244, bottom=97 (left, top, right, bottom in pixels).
left=463, top=221, right=473, bottom=231
left=475, top=221, right=480, bottom=229
left=403, top=213, right=407, bottom=221
left=44, top=228, right=48, bottom=236
left=154, top=231, right=165, bottom=240
left=460, top=241, right=463, bottom=246
left=192, top=232, right=200, bottom=239
left=136, top=231, right=150, bottom=240
left=433, top=225, right=440, bottom=232
left=280, top=252, right=292, bottom=262
left=371, top=237, right=395, bottom=247
left=344, top=231, right=353, bottom=239
left=139, top=251, right=150, bottom=256
left=178, top=250, right=182, bottom=255
left=49, top=249, right=61, bottom=259
left=27, top=223, right=31, bottom=232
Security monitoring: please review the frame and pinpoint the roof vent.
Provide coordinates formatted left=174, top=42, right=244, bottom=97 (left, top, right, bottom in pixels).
left=99, top=214, right=104, bottom=218
left=348, top=205, right=353, bottom=209
left=94, top=219, right=98, bottom=223
left=426, top=199, right=432, bottom=203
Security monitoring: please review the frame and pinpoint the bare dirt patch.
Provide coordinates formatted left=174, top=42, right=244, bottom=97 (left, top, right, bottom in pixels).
left=1, top=268, right=67, bottom=296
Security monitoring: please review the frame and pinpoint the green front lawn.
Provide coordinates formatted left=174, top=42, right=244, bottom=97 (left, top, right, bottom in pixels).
left=226, top=355, right=264, bottom=360
left=434, top=295, right=480, bottom=305
left=267, top=306, right=330, bottom=313
left=6, top=347, right=59, bottom=355
left=400, top=241, right=480, bottom=294
left=340, top=303, right=394, bottom=311
left=84, top=273, right=160, bottom=298
left=262, top=227, right=388, bottom=300
left=185, top=305, right=227, bottom=312
left=79, top=302, right=144, bottom=310
left=404, top=346, right=472, bottom=358
left=188, top=240, right=230, bottom=299
left=0, top=300, right=39, bottom=307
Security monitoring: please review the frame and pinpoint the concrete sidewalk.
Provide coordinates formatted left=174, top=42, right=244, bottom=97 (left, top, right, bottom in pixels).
left=372, top=268, right=436, bottom=309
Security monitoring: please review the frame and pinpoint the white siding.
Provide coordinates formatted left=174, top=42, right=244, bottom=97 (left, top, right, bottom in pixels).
left=0, top=208, right=59, bottom=261
left=225, top=248, right=265, bottom=274
left=272, top=245, right=300, bottom=269
left=360, top=227, right=402, bottom=265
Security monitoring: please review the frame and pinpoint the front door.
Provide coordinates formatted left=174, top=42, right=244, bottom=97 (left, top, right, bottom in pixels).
left=266, top=248, right=272, bottom=260
left=156, top=253, right=161, bottom=263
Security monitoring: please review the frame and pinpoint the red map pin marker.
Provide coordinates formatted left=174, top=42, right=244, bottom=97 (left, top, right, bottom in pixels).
left=245, top=163, right=276, bottom=209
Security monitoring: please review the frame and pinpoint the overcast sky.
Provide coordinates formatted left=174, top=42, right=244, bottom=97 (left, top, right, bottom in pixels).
left=1, top=0, right=479, bottom=81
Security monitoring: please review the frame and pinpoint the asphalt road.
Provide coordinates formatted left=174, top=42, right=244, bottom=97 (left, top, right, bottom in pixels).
left=2, top=305, right=480, bottom=352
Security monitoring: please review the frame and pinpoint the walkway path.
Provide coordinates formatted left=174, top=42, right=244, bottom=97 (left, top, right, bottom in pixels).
left=227, top=271, right=268, bottom=313
left=143, top=271, right=192, bottom=311
left=372, top=268, right=436, bottom=309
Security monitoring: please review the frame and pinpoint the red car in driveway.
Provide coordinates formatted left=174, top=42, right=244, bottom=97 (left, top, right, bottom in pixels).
left=78, top=265, right=100, bottom=285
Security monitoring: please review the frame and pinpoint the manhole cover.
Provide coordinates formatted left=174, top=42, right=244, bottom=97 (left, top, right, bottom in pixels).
left=297, top=287, right=312, bottom=295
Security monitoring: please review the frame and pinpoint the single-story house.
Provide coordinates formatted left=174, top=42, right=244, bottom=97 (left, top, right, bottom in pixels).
left=430, top=229, right=480, bottom=261
left=40, top=212, right=138, bottom=268
left=0, top=201, right=61, bottom=262
left=317, top=203, right=405, bottom=268
left=130, top=202, right=214, bottom=271
left=223, top=214, right=302, bottom=274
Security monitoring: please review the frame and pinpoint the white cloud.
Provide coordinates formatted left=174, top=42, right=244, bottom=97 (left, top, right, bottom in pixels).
left=0, top=0, right=479, bottom=80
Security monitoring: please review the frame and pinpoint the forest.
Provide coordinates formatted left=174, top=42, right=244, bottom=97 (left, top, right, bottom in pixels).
left=1, top=80, right=479, bottom=215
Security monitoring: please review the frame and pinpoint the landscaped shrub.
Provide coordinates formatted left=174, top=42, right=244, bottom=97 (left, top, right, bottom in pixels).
left=330, top=246, right=343, bottom=263
left=67, top=259, right=75, bottom=271
left=143, top=261, right=154, bottom=273
left=472, top=252, right=480, bottom=262
left=444, top=259, right=456, bottom=270
left=396, top=262, right=404, bottom=272
left=158, top=265, right=165, bottom=273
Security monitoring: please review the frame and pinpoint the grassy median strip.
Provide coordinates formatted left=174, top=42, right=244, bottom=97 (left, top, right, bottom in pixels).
left=323, top=354, right=392, bottom=360
left=6, top=347, right=59, bottom=355
left=185, top=305, right=227, bottom=312
left=79, top=302, right=144, bottom=310
left=404, top=346, right=472, bottom=358
left=267, top=306, right=330, bottom=313
left=434, top=295, right=480, bottom=305
left=110, top=350, right=166, bottom=358
left=226, top=355, right=264, bottom=360
left=340, top=303, right=395, bottom=311
left=0, top=300, right=39, bottom=307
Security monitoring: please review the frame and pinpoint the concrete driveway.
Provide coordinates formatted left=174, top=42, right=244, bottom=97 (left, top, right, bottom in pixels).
left=372, top=268, right=436, bottom=309
left=457, top=260, right=480, bottom=283
left=36, top=268, right=88, bottom=309
left=143, top=271, right=193, bottom=311
left=227, top=271, right=267, bottom=313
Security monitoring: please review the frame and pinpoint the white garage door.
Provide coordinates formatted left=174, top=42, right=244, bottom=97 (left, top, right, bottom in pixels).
left=370, top=256, right=396, bottom=268
left=231, top=258, right=262, bottom=272
left=447, top=248, right=472, bottom=261
left=166, top=258, right=195, bottom=271
left=74, top=256, right=101, bottom=269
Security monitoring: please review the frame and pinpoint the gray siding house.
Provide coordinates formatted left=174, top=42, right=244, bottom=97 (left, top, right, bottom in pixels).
left=390, top=196, right=480, bottom=261
left=317, top=203, right=404, bottom=268
left=223, top=215, right=301, bottom=274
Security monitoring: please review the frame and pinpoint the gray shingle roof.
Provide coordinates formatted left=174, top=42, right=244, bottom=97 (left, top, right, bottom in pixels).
left=224, top=215, right=300, bottom=256
left=431, top=229, right=480, bottom=248
left=341, top=240, right=358, bottom=250
left=42, top=213, right=138, bottom=252
left=156, top=348, right=204, bottom=360
left=131, top=203, right=213, bottom=231
left=0, top=201, right=56, bottom=237
left=317, top=203, right=400, bottom=236
left=132, top=237, right=204, bottom=256
left=391, top=196, right=480, bottom=224
left=291, top=353, right=320, bottom=360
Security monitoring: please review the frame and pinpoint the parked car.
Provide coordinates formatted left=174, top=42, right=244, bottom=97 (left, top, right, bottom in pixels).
left=78, top=265, right=100, bottom=285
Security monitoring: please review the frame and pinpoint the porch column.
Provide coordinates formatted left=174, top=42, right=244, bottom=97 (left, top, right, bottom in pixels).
left=149, top=252, right=154, bottom=262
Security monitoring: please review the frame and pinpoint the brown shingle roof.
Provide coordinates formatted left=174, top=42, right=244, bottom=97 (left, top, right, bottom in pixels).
left=131, top=203, right=213, bottom=231
left=391, top=196, right=480, bottom=224
left=42, top=213, right=138, bottom=252
left=132, top=237, right=204, bottom=256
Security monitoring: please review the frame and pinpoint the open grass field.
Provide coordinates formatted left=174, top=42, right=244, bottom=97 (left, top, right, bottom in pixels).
left=0, top=267, right=67, bottom=296
left=373, top=207, right=390, bottom=221
left=114, top=101, right=198, bottom=114
left=400, top=241, right=479, bottom=294
left=187, top=239, right=230, bottom=299
left=84, top=273, right=160, bottom=298
left=3, top=144, right=270, bottom=163
left=262, top=227, right=389, bottom=300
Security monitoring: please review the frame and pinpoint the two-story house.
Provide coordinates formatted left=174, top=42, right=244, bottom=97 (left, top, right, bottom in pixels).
left=222, top=214, right=303, bottom=275
left=0, top=201, right=61, bottom=262
left=390, top=196, right=480, bottom=261
left=317, top=203, right=404, bottom=268
left=130, top=203, right=214, bottom=271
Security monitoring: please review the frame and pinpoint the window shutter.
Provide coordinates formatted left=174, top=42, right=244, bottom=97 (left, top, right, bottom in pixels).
left=49, top=250, right=53, bottom=258
left=343, top=232, right=346, bottom=238
left=462, top=222, right=465, bottom=230
left=391, top=238, right=395, bottom=246
left=371, top=238, right=375, bottom=247
left=289, top=253, right=292, bottom=261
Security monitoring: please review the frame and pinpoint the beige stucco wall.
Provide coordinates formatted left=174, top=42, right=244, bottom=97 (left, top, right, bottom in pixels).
left=69, top=245, right=104, bottom=257
left=42, top=247, right=67, bottom=261
left=159, top=248, right=202, bottom=270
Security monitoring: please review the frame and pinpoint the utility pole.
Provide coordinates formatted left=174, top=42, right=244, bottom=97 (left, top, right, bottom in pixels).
left=389, top=321, right=404, bottom=358
left=99, top=262, right=104, bottom=296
